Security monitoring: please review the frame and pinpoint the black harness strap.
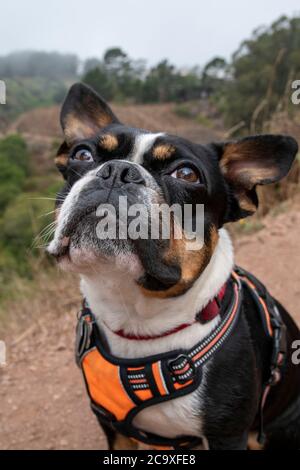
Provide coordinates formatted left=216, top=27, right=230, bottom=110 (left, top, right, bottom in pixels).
left=235, top=266, right=287, bottom=444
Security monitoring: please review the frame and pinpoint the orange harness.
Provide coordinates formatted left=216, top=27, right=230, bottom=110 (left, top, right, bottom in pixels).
left=76, top=267, right=286, bottom=448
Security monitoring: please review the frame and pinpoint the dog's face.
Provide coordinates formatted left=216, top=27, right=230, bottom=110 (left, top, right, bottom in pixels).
left=48, top=83, right=298, bottom=298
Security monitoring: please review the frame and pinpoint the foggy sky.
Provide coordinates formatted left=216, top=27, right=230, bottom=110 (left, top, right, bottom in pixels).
left=0, top=0, right=299, bottom=67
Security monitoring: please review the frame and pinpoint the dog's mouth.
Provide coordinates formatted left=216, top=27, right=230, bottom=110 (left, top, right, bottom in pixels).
left=53, top=235, right=70, bottom=260
left=47, top=201, right=144, bottom=278
left=49, top=206, right=98, bottom=259
left=47, top=181, right=183, bottom=289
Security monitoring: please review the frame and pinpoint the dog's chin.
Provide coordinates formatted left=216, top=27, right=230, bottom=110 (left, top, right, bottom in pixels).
left=53, top=239, right=144, bottom=277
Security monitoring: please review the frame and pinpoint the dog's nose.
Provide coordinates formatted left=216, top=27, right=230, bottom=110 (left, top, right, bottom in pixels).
left=96, top=161, right=145, bottom=187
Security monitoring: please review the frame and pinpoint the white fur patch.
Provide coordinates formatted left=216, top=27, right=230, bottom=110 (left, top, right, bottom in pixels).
left=131, top=133, right=163, bottom=164
left=48, top=173, right=95, bottom=255
left=80, top=229, right=234, bottom=438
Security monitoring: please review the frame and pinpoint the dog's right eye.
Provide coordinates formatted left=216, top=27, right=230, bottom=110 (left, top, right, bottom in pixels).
left=72, top=148, right=94, bottom=162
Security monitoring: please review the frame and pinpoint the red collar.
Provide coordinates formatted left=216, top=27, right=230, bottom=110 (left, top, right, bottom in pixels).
left=111, top=283, right=227, bottom=341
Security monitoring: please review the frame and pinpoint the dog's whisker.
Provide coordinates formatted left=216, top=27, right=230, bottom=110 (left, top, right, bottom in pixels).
left=70, top=168, right=84, bottom=179
left=37, top=210, right=57, bottom=218
left=32, top=222, right=57, bottom=246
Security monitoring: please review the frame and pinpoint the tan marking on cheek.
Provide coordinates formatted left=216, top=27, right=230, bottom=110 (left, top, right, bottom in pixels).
left=141, top=226, right=219, bottom=299
left=113, top=434, right=138, bottom=450
left=99, top=134, right=118, bottom=152
left=55, top=154, right=69, bottom=168
left=153, top=144, right=175, bottom=160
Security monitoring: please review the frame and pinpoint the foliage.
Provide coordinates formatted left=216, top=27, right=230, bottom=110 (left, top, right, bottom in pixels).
left=0, top=77, right=67, bottom=122
left=221, top=16, right=300, bottom=131
left=0, top=194, right=52, bottom=272
left=1, top=16, right=299, bottom=131
left=81, top=15, right=300, bottom=133
left=83, top=50, right=205, bottom=103
left=0, top=134, right=30, bottom=173
left=0, top=134, right=30, bottom=210
left=83, top=48, right=145, bottom=102
left=0, top=135, right=58, bottom=287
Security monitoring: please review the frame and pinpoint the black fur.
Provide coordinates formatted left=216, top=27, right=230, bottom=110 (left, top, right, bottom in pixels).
left=203, top=289, right=300, bottom=449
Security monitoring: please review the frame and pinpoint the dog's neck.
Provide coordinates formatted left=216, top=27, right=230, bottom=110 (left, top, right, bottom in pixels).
left=80, top=229, right=234, bottom=342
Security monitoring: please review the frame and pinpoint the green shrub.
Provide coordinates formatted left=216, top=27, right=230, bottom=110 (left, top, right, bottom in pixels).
left=196, top=114, right=213, bottom=128
left=0, top=134, right=30, bottom=174
left=174, top=104, right=194, bottom=119
left=0, top=134, right=30, bottom=211
left=0, top=157, right=25, bottom=210
left=0, top=77, right=67, bottom=122
left=0, top=193, right=53, bottom=276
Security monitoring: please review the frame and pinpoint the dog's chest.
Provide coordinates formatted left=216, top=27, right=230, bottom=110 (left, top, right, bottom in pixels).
left=133, top=389, right=202, bottom=439
left=102, top=323, right=212, bottom=439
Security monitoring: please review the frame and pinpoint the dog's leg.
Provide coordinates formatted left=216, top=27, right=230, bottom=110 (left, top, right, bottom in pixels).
left=208, top=432, right=249, bottom=450
left=112, top=434, right=139, bottom=450
left=100, top=421, right=138, bottom=450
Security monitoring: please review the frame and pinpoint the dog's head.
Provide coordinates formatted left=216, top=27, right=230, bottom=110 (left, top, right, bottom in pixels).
left=48, top=83, right=298, bottom=298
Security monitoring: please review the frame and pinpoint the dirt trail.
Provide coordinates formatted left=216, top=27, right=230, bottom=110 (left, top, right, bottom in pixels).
left=0, top=202, right=300, bottom=450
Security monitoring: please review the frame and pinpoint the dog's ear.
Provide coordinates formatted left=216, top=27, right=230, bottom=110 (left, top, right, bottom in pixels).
left=213, top=134, right=298, bottom=222
left=60, top=82, right=119, bottom=144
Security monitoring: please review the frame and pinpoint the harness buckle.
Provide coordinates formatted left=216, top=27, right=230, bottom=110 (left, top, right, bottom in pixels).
left=168, top=354, right=196, bottom=385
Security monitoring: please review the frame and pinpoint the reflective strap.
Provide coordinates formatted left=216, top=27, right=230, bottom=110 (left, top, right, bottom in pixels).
left=234, top=267, right=288, bottom=446
left=167, top=277, right=241, bottom=385
left=239, top=275, right=273, bottom=337
left=151, top=362, right=169, bottom=396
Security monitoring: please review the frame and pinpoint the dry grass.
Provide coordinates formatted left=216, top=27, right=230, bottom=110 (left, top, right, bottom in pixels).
left=0, top=261, right=79, bottom=337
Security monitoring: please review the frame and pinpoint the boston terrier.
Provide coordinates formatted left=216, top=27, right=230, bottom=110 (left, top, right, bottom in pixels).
left=48, top=83, right=300, bottom=450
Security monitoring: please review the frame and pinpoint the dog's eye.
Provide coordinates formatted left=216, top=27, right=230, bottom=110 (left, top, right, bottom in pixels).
left=171, top=166, right=200, bottom=183
left=72, top=148, right=94, bottom=162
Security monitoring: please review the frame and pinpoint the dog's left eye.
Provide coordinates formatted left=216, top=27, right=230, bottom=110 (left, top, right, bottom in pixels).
left=171, top=166, right=200, bottom=183
left=72, top=148, right=94, bottom=162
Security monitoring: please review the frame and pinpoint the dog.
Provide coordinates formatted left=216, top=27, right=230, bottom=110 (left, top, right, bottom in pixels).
left=48, top=82, right=300, bottom=450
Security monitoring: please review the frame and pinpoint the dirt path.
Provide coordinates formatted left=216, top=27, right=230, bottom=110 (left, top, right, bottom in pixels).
left=0, top=203, right=300, bottom=450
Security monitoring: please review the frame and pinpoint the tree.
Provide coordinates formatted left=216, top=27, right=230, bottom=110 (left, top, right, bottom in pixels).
left=103, top=47, right=128, bottom=73
left=140, top=60, right=176, bottom=102
left=83, top=48, right=145, bottom=102
left=201, top=57, right=228, bottom=96
left=221, top=16, right=300, bottom=131
left=83, top=66, right=116, bottom=101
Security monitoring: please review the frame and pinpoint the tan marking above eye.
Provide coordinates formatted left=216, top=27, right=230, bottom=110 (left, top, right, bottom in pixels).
left=99, top=134, right=118, bottom=152
left=153, top=144, right=175, bottom=160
